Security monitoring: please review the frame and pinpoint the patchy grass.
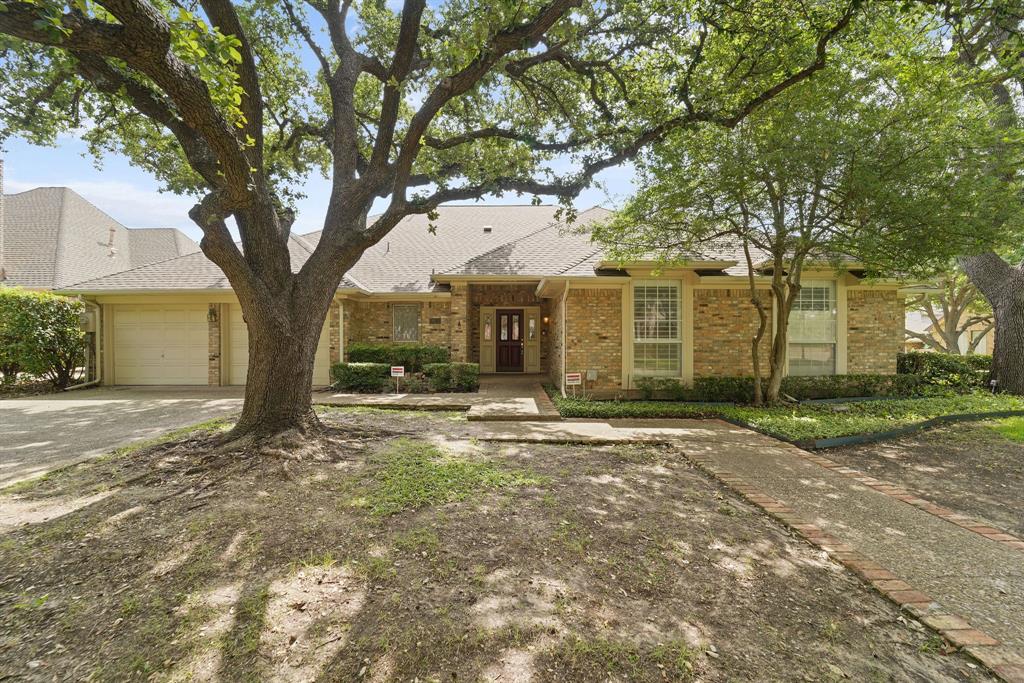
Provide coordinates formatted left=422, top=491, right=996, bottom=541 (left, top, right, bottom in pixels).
left=552, top=392, right=1024, bottom=442
left=991, top=416, right=1024, bottom=443
left=357, top=437, right=544, bottom=516
left=0, top=409, right=993, bottom=682
left=541, top=636, right=696, bottom=681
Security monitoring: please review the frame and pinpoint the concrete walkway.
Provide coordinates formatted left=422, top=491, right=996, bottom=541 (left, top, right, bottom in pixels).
left=318, top=374, right=560, bottom=421
left=663, top=422, right=1024, bottom=658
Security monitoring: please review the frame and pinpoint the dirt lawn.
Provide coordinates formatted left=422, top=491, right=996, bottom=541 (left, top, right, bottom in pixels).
left=0, top=409, right=995, bottom=682
left=826, top=420, right=1024, bottom=537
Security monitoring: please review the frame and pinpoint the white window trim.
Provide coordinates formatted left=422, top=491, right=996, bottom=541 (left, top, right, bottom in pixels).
left=632, top=280, right=683, bottom=378
left=788, top=280, right=838, bottom=376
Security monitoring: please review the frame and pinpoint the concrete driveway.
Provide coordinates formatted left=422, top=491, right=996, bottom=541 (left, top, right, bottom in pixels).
left=0, top=387, right=244, bottom=487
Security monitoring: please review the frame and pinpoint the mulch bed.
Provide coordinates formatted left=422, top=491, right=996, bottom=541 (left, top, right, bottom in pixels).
left=0, top=410, right=994, bottom=681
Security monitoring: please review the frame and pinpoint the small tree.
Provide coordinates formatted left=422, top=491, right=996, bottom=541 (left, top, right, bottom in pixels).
left=0, top=288, right=85, bottom=388
left=905, top=268, right=993, bottom=355
left=593, top=21, right=1016, bottom=404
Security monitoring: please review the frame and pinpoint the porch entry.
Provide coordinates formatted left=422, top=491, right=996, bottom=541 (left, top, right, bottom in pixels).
left=479, top=305, right=542, bottom=373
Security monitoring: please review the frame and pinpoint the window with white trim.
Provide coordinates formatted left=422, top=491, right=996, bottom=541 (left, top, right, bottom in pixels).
left=633, top=282, right=681, bottom=376
left=392, top=304, right=420, bottom=342
left=788, top=281, right=837, bottom=376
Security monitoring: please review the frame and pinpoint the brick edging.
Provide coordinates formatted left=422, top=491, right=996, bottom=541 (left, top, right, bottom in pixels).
left=683, top=451, right=1024, bottom=682
left=793, top=451, right=1024, bottom=554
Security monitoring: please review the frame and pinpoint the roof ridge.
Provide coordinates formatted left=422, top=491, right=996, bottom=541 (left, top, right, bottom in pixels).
left=51, top=188, right=72, bottom=288
left=439, top=221, right=562, bottom=275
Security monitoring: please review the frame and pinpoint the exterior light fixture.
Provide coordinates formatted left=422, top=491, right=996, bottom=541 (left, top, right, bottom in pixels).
left=542, top=316, right=550, bottom=324
left=207, top=305, right=219, bottom=323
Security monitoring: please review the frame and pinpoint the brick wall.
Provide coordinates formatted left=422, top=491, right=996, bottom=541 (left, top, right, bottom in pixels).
left=847, top=290, right=902, bottom=374
left=342, top=299, right=451, bottom=359
left=208, top=304, right=221, bottom=386
left=329, top=302, right=341, bottom=364
left=549, top=292, right=565, bottom=388
left=467, top=283, right=550, bottom=369
left=450, top=285, right=469, bottom=362
left=565, top=287, right=622, bottom=394
left=692, top=288, right=772, bottom=377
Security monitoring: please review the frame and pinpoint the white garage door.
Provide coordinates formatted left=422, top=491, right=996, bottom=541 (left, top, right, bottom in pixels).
left=112, top=305, right=208, bottom=385
left=227, top=305, right=332, bottom=386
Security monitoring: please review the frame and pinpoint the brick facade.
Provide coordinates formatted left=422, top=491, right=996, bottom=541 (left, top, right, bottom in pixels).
left=341, top=299, right=451, bottom=359
left=548, top=292, right=565, bottom=388
left=693, top=288, right=772, bottom=377
left=565, top=287, right=622, bottom=395
left=208, top=303, right=221, bottom=386
left=450, top=284, right=469, bottom=362
left=328, top=302, right=341, bottom=364
left=847, top=289, right=902, bottom=374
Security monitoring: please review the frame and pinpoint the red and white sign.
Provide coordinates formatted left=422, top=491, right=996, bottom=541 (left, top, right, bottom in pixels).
left=391, top=366, right=405, bottom=378
left=565, top=372, right=582, bottom=386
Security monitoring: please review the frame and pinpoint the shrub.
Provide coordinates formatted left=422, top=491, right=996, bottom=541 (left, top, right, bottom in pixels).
left=423, top=363, right=480, bottom=392
left=0, top=288, right=85, bottom=388
left=897, top=351, right=991, bottom=391
left=346, top=343, right=449, bottom=372
left=331, top=362, right=389, bottom=392
left=632, top=373, right=930, bottom=403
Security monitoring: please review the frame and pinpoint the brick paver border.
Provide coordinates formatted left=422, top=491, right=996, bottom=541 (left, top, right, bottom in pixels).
left=791, top=450, right=1024, bottom=554
left=684, top=450, right=1024, bottom=682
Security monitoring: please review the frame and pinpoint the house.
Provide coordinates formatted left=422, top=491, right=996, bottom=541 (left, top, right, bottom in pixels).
left=0, top=186, right=199, bottom=289
left=46, top=203, right=907, bottom=394
left=905, top=309, right=994, bottom=354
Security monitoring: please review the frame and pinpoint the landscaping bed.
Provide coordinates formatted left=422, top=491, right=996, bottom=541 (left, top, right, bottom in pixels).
left=552, top=392, right=1024, bottom=444
left=825, top=418, right=1024, bottom=537
left=0, top=409, right=991, bottom=681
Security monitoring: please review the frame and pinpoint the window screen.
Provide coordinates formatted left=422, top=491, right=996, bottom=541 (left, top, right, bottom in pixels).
left=392, top=304, right=420, bottom=342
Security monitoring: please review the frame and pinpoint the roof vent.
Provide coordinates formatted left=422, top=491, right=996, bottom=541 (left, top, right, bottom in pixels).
left=482, top=225, right=493, bottom=234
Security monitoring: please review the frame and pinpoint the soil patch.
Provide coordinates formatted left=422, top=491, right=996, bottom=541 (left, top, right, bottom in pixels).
left=826, top=421, right=1024, bottom=536
left=0, top=409, right=993, bottom=681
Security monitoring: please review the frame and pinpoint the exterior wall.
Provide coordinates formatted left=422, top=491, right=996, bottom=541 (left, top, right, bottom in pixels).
left=208, top=304, right=221, bottom=386
left=549, top=291, right=565, bottom=388
left=329, top=301, right=341, bottom=364
left=564, top=287, right=622, bottom=394
left=692, top=288, right=772, bottom=377
left=342, top=299, right=450, bottom=359
left=450, top=285, right=469, bottom=362
left=848, top=290, right=903, bottom=373
left=467, top=283, right=550, bottom=370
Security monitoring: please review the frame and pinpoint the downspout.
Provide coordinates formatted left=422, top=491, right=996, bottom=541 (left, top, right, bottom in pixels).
left=64, top=298, right=102, bottom=391
left=560, top=282, right=569, bottom=398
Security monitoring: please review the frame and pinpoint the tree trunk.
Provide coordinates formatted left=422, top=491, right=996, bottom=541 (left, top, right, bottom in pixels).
left=960, top=252, right=1024, bottom=394
left=764, top=277, right=793, bottom=405
left=743, top=241, right=768, bottom=406
left=228, top=288, right=336, bottom=442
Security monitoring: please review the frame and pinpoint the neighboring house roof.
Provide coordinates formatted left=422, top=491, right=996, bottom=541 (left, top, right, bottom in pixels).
left=905, top=310, right=935, bottom=335
left=0, top=187, right=198, bottom=288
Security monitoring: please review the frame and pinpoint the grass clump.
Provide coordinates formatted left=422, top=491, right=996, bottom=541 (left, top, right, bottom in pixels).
left=365, top=438, right=543, bottom=516
left=991, top=416, right=1024, bottom=443
left=543, top=636, right=695, bottom=681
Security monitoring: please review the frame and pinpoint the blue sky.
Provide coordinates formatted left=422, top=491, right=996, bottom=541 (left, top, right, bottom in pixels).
left=2, top=134, right=636, bottom=242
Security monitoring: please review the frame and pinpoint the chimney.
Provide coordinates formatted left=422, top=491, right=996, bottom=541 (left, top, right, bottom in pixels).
left=0, top=158, right=6, bottom=283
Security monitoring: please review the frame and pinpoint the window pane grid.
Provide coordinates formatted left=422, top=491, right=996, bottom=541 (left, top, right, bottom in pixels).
left=633, top=282, right=681, bottom=376
left=392, top=304, right=419, bottom=342
left=789, top=281, right=836, bottom=376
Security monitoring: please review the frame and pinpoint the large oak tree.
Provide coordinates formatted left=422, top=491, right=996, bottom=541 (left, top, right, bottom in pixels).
left=1, top=0, right=863, bottom=442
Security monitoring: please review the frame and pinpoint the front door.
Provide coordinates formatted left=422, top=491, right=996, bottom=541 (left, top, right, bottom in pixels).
left=496, top=309, right=524, bottom=372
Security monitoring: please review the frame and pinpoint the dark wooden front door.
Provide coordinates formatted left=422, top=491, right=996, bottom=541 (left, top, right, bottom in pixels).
left=496, top=309, right=524, bottom=372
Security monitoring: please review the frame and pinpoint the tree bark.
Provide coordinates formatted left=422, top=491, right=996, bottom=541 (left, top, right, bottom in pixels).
left=959, top=252, right=1024, bottom=394
left=744, top=240, right=768, bottom=406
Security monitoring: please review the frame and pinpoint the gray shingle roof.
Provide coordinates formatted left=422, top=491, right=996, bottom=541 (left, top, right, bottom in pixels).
left=56, top=203, right=771, bottom=294
left=0, top=188, right=199, bottom=288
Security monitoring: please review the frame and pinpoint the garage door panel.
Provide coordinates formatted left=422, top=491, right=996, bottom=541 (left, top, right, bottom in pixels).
left=113, top=305, right=208, bottom=385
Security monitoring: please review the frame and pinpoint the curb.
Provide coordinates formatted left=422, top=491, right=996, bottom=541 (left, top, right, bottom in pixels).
left=683, top=451, right=1024, bottom=682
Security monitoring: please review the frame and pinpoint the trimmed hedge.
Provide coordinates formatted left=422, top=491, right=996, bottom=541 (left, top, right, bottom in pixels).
left=331, top=361, right=479, bottom=393
left=331, top=362, right=389, bottom=392
left=0, top=287, right=85, bottom=388
left=635, top=373, right=929, bottom=403
left=347, top=343, right=449, bottom=372
left=897, top=351, right=991, bottom=391
left=424, top=363, right=480, bottom=392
